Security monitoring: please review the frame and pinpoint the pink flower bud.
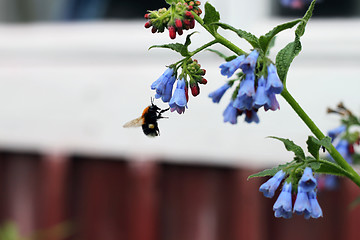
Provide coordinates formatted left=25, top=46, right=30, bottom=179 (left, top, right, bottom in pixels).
left=185, top=11, right=194, bottom=19
left=190, top=83, right=200, bottom=97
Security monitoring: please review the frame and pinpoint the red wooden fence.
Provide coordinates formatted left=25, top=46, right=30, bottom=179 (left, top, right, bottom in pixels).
left=0, top=150, right=360, bottom=240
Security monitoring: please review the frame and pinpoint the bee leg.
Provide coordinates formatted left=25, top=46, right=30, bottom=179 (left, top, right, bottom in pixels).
left=159, top=108, right=170, bottom=114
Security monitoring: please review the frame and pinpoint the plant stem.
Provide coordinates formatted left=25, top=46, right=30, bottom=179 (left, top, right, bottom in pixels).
left=192, top=13, right=246, bottom=56
left=190, top=40, right=218, bottom=56
left=281, top=87, right=360, bottom=187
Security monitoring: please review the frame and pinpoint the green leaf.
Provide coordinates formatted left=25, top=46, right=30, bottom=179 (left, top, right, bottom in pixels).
left=248, top=166, right=282, bottom=179
left=275, top=35, right=302, bottom=83
left=316, top=159, right=351, bottom=177
left=269, top=136, right=305, bottom=160
left=259, top=19, right=303, bottom=55
left=214, top=22, right=260, bottom=49
left=149, top=43, right=189, bottom=57
left=296, top=0, right=317, bottom=37
left=203, top=2, right=220, bottom=33
left=149, top=32, right=197, bottom=57
left=307, top=136, right=321, bottom=159
left=206, top=49, right=237, bottom=61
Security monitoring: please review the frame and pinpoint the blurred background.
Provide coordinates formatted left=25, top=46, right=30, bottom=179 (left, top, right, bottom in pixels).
left=0, top=0, right=360, bottom=239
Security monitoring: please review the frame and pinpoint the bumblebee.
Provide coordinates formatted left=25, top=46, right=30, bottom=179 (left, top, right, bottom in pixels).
left=123, top=99, right=169, bottom=137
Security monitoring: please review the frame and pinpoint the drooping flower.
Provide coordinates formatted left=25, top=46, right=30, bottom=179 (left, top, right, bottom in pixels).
left=298, top=167, right=317, bottom=192
left=259, top=170, right=286, bottom=198
left=233, top=73, right=255, bottom=110
left=328, top=125, right=346, bottom=142
left=223, top=101, right=240, bottom=124
left=239, top=50, right=259, bottom=74
left=253, top=76, right=270, bottom=109
left=308, top=190, right=323, bottom=218
left=335, top=140, right=353, bottom=164
left=293, top=185, right=312, bottom=219
left=169, top=78, right=187, bottom=114
left=244, top=109, right=259, bottom=124
left=208, top=83, right=231, bottom=103
left=219, top=55, right=246, bottom=78
left=151, top=68, right=176, bottom=102
left=264, top=93, right=280, bottom=111
left=266, top=64, right=283, bottom=94
left=273, top=182, right=293, bottom=219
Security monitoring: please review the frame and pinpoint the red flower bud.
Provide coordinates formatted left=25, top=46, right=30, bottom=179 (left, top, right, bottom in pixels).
left=197, top=9, right=202, bottom=15
left=200, top=78, right=207, bottom=84
left=195, top=1, right=201, bottom=6
left=190, top=83, right=200, bottom=97
left=189, top=1, right=195, bottom=6
left=144, top=13, right=150, bottom=19
left=187, top=5, right=193, bottom=10
left=169, top=26, right=176, bottom=39
left=185, top=84, right=189, bottom=102
left=177, top=28, right=183, bottom=35
left=185, top=11, right=194, bottom=19
left=144, top=21, right=152, bottom=28
left=151, top=26, right=157, bottom=33
left=175, top=19, right=182, bottom=29
left=189, top=19, right=195, bottom=29
left=201, top=69, right=206, bottom=75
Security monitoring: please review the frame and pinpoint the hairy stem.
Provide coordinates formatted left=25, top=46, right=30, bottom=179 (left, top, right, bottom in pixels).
left=281, top=88, right=360, bottom=187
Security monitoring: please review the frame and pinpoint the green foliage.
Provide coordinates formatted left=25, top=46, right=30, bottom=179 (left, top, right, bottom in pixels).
left=269, top=136, right=305, bottom=161
left=316, top=159, right=351, bottom=177
left=276, top=0, right=317, bottom=85
left=248, top=165, right=283, bottom=179
left=214, top=22, right=260, bottom=49
left=206, top=49, right=237, bottom=61
left=306, top=136, right=332, bottom=159
left=149, top=32, right=197, bottom=57
left=203, top=2, right=220, bottom=33
left=275, top=35, right=302, bottom=84
left=259, top=19, right=303, bottom=56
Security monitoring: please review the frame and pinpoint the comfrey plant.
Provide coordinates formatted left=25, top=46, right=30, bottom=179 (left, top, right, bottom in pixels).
left=142, top=0, right=360, bottom=219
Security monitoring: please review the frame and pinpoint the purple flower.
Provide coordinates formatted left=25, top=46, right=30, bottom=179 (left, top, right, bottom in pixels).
left=233, top=73, right=255, bottom=110
left=273, top=182, right=293, bottom=219
left=223, top=101, right=240, bottom=124
left=219, top=55, right=246, bottom=78
left=335, top=140, right=353, bottom=164
left=239, top=50, right=259, bottom=74
left=253, top=76, right=270, bottom=109
left=265, top=64, right=283, bottom=94
left=151, top=68, right=176, bottom=102
left=259, top=170, right=286, bottom=198
left=209, top=83, right=231, bottom=103
left=298, top=167, right=317, bottom=192
left=169, top=78, right=187, bottom=114
left=264, top=93, right=280, bottom=111
left=244, top=110, right=259, bottom=124
left=328, top=125, right=346, bottom=142
left=293, top=185, right=312, bottom=219
left=308, top=190, right=323, bottom=218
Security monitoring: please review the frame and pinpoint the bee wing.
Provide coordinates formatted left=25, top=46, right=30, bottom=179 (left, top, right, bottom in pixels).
left=123, top=117, right=144, bottom=128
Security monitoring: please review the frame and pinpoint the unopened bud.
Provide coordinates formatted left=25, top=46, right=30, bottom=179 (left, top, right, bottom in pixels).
left=175, top=19, right=182, bottom=29
left=190, top=83, right=200, bottom=97
left=144, top=13, right=150, bottom=19
left=177, top=28, right=183, bottom=35
left=144, top=21, right=152, bottom=28
left=151, top=26, right=158, bottom=33
left=189, top=19, right=195, bottom=29
left=200, top=78, right=207, bottom=84
left=169, top=26, right=176, bottom=39
left=185, top=11, right=194, bottom=19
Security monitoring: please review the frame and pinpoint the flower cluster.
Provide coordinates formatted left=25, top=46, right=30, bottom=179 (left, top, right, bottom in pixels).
left=144, top=1, right=201, bottom=40
left=208, top=50, right=283, bottom=124
left=259, top=167, right=323, bottom=219
left=151, top=59, right=206, bottom=114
